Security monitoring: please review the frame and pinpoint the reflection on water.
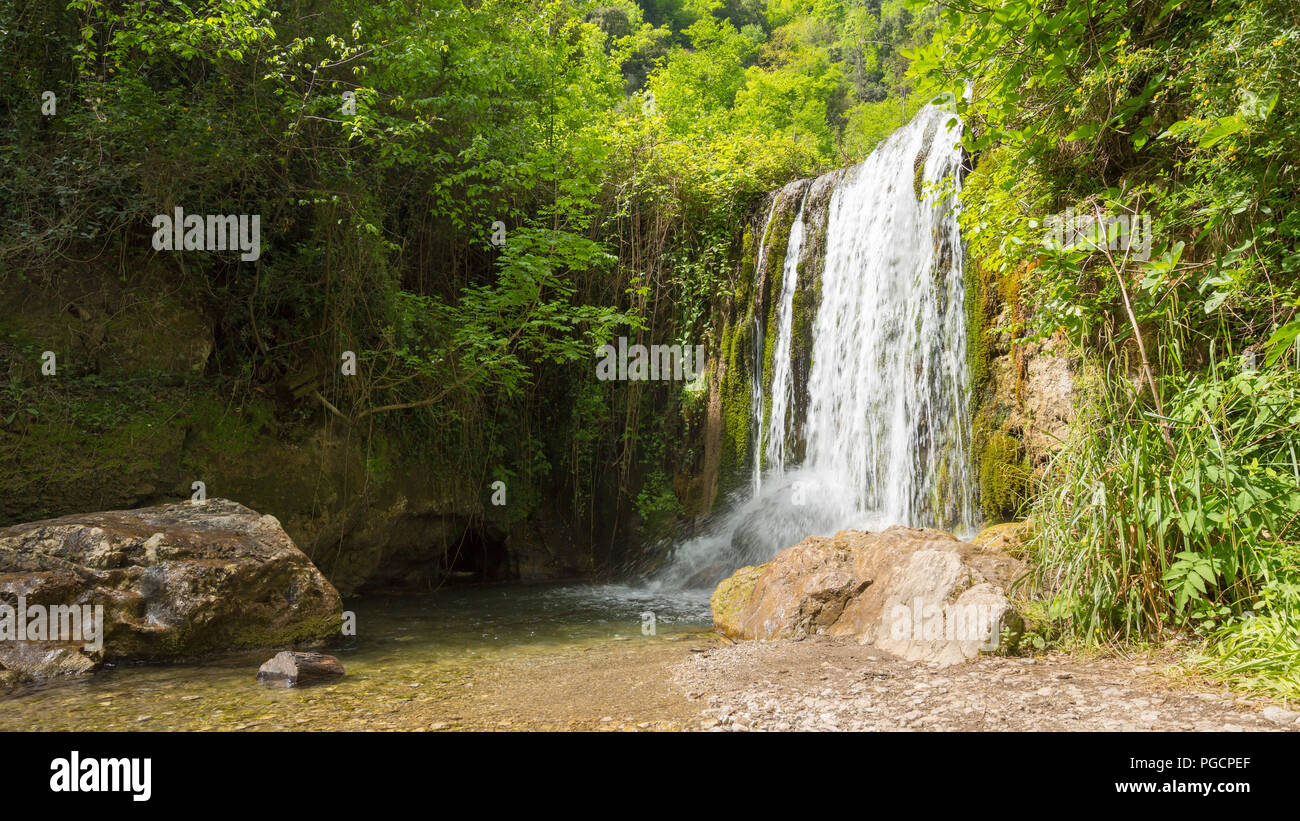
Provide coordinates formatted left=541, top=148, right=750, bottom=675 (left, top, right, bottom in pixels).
left=0, top=584, right=711, bottom=731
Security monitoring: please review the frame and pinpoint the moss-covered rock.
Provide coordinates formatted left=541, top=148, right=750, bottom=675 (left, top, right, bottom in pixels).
left=713, top=184, right=801, bottom=495
left=972, top=519, right=1034, bottom=559
left=717, top=319, right=753, bottom=491
left=962, top=149, right=1076, bottom=525
left=103, top=301, right=212, bottom=376
left=978, top=431, right=1031, bottom=522
left=710, top=562, right=767, bottom=638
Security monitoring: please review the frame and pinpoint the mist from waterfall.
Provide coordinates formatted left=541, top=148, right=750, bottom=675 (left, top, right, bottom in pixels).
left=652, top=106, right=976, bottom=590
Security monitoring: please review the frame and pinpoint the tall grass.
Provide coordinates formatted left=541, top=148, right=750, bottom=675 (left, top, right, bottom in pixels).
left=1030, top=268, right=1300, bottom=666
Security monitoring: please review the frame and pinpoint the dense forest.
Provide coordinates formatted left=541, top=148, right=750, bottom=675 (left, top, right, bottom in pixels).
left=2, top=0, right=1298, bottom=697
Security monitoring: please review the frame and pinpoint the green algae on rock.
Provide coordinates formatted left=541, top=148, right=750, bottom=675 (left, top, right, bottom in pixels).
left=971, top=520, right=1033, bottom=559
left=710, top=563, right=768, bottom=639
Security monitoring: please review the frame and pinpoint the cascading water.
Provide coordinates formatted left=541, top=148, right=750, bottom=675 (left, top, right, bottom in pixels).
left=748, top=198, right=781, bottom=497
left=803, top=108, right=974, bottom=531
left=652, top=106, right=976, bottom=590
left=762, top=194, right=807, bottom=482
left=747, top=314, right=765, bottom=497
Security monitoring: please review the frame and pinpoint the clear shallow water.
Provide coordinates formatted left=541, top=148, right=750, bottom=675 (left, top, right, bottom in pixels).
left=0, top=584, right=712, bottom=730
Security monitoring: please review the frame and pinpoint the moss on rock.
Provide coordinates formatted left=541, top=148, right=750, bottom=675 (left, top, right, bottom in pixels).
left=710, top=562, right=767, bottom=638
left=717, top=320, right=752, bottom=491
left=978, top=431, right=1031, bottom=523
left=972, top=519, right=1034, bottom=559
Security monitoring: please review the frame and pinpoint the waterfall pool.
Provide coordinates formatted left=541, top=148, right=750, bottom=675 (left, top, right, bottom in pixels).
left=0, top=584, right=714, bottom=731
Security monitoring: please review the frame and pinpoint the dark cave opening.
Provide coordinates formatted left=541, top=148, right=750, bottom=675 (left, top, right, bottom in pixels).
left=444, top=525, right=509, bottom=584
left=350, top=521, right=512, bottom=595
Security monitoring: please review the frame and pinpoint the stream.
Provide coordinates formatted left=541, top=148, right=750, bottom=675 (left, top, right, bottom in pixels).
left=0, top=584, right=711, bottom=730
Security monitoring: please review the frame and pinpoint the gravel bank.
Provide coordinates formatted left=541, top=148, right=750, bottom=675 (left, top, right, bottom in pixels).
left=671, top=637, right=1300, bottom=732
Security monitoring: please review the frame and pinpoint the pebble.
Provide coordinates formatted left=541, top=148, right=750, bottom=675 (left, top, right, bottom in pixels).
left=1262, top=706, right=1300, bottom=725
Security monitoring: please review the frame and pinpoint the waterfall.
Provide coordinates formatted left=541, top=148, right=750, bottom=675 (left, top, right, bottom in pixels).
left=748, top=198, right=780, bottom=497
left=652, top=106, right=975, bottom=590
left=763, top=193, right=807, bottom=481
left=803, top=107, right=974, bottom=531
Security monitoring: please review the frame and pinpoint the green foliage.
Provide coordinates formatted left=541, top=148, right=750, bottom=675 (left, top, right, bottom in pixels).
left=914, top=0, right=1300, bottom=699
left=1191, top=604, right=1300, bottom=699
left=373, top=227, right=632, bottom=410
left=4, top=0, right=926, bottom=564
left=1030, top=353, right=1300, bottom=641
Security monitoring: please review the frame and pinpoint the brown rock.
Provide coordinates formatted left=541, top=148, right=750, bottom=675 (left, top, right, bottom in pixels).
left=711, top=525, right=1025, bottom=666
left=0, top=499, right=343, bottom=681
left=717, top=540, right=870, bottom=642
left=257, top=650, right=345, bottom=687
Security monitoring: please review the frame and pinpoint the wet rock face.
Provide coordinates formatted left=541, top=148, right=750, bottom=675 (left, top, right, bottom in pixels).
left=711, top=525, right=1024, bottom=666
left=0, top=499, right=342, bottom=683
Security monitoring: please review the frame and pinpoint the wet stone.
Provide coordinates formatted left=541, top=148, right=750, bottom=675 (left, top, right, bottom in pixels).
left=257, top=651, right=345, bottom=688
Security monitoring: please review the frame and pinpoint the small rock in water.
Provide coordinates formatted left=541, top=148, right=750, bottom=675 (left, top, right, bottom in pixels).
left=256, top=651, right=345, bottom=688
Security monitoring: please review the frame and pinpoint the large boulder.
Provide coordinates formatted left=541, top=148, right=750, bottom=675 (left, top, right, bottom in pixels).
left=0, top=499, right=343, bottom=684
left=711, top=525, right=1025, bottom=666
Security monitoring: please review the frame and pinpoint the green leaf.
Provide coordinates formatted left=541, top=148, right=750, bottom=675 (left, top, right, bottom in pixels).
left=1065, top=123, right=1100, bottom=142
left=1200, top=116, right=1245, bottom=147
left=1264, top=321, right=1300, bottom=367
left=1158, top=119, right=1198, bottom=140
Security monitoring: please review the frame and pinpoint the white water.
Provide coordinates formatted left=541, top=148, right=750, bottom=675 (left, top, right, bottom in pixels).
left=761, top=192, right=807, bottom=484
left=653, top=106, right=975, bottom=590
left=803, top=107, right=973, bottom=530
left=748, top=198, right=781, bottom=497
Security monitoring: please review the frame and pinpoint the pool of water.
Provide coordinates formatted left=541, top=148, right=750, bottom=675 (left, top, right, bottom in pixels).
left=0, top=583, right=713, bottom=731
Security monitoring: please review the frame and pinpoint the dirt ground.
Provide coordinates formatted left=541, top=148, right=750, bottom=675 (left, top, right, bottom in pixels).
left=671, top=637, right=1300, bottom=732
left=432, top=633, right=1300, bottom=732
